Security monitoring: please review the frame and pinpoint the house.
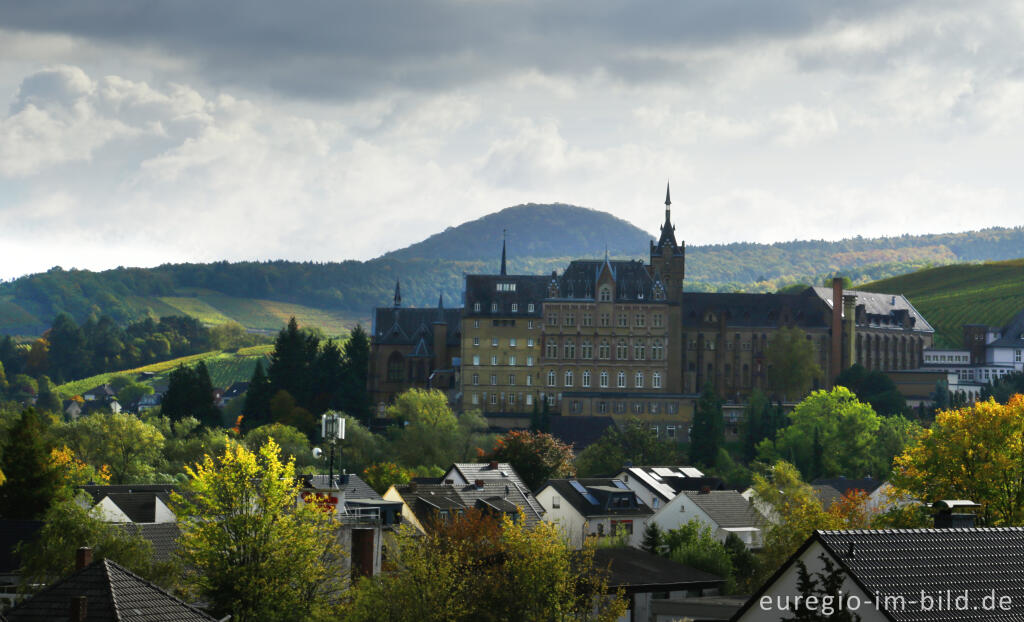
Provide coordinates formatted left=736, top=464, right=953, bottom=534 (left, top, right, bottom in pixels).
left=384, top=478, right=544, bottom=535
left=811, top=476, right=883, bottom=498
left=81, top=385, right=115, bottom=402
left=615, top=466, right=724, bottom=513
left=732, top=524, right=1024, bottom=621
left=534, top=478, right=653, bottom=548
left=650, top=489, right=766, bottom=549
left=5, top=549, right=216, bottom=621
left=217, top=382, right=248, bottom=407
left=135, top=392, right=162, bottom=414
left=441, top=462, right=545, bottom=517
left=298, top=473, right=402, bottom=578
left=79, top=485, right=177, bottom=524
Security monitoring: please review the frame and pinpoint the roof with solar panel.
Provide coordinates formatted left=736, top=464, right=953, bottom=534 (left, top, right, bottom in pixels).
left=540, top=478, right=653, bottom=518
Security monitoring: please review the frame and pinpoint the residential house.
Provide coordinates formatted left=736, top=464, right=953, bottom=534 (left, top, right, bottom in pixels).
left=650, top=489, right=767, bottom=549
left=615, top=465, right=724, bottom=514
left=385, top=478, right=544, bottom=535
left=811, top=476, right=883, bottom=499
left=134, top=392, right=162, bottom=414
left=5, top=549, right=216, bottom=621
left=217, top=381, right=248, bottom=408
left=534, top=478, right=653, bottom=548
left=79, top=485, right=177, bottom=524
left=732, top=523, right=1024, bottom=621
left=441, top=461, right=545, bottom=518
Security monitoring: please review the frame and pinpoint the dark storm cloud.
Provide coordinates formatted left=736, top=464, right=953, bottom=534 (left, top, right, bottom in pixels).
left=2, top=0, right=908, bottom=99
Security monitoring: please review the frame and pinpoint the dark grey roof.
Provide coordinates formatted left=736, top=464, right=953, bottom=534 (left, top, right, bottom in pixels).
left=681, top=291, right=829, bottom=329
left=6, top=558, right=216, bottom=621
left=618, top=466, right=719, bottom=501
left=395, top=480, right=544, bottom=528
left=554, top=260, right=658, bottom=303
left=682, top=490, right=766, bottom=529
left=121, top=523, right=180, bottom=563
left=547, top=415, right=617, bottom=451
left=464, top=275, right=549, bottom=317
left=82, top=385, right=116, bottom=399
left=811, top=484, right=844, bottom=510
left=811, top=476, right=882, bottom=496
left=543, top=478, right=653, bottom=519
left=300, top=473, right=381, bottom=500
left=101, top=493, right=173, bottom=524
left=990, top=309, right=1024, bottom=348
left=811, top=286, right=934, bottom=333
left=816, top=529, right=1024, bottom=622
left=0, top=520, right=43, bottom=574
left=592, top=547, right=723, bottom=594
left=448, top=463, right=544, bottom=516
left=371, top=306, right=462, bottom=347
left=222, top=381, right=249, bottom=398
left=79, top=485, right=177, bottom=506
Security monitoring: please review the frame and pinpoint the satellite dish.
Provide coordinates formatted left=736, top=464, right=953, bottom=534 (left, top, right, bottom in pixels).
left=312, top=447, right=323, bottom=459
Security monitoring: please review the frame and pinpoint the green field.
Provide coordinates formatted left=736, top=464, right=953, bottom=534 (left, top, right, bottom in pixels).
left=863, top=258, right=1024, bottom=348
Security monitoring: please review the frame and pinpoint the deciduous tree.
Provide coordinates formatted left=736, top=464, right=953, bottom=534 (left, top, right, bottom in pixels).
left=58, top=412, right=166, bottom=484
left=575, top=418, right=677, bottom=477
left=765, top=326, right=821, bottom=401
left=482, top=429, right=576, bottom=490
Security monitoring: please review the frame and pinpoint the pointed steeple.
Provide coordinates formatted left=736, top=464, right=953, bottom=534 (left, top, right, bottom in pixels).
left=393, top=279, right=402, bottom=308
left=656, top=181, right=679, bottom=250
left=500, top=230, right=508, bottom=276
left=435, top=293, right=445, bottom=323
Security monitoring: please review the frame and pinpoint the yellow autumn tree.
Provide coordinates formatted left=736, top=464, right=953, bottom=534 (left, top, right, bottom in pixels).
left=50, top=445, right=111, bottom=487
left=892, top=395, right=1024, bottom=525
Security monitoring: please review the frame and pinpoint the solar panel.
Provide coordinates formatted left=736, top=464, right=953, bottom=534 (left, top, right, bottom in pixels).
left=612, top=480, right=629, bottom=490
left=569, top=480, right=600, bottom=505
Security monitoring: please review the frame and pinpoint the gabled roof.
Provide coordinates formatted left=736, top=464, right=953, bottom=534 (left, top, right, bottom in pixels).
left=989, top=309, right=1024, bottom=348
left=554, top=260, right=657, bottom=303
left=120, top=523, right=180, bottom=562
left=592, top=547, right=723, bottom=594
left=682, top=490, right=766, bottom=529
left=99, top=493, right=173, bottom=524
left=543, top=478, right=653, bottom=519
left=372, top=307, right=462, bottom=347
left=810, top=286, right=934, bottom=333
left=810, top=484, right=844, bottom=510
left=681, top=291, right=829, bottom=329
left=464, top=274, right=549, bottom=317
left=447, top=463, right=544, bottom=516
left=619, top=466, right=713, bottom=502
left=80, top=485, right=177, bottom=506
left=300, top=473, right=380, bottom=500
left=395, top=480, right=544, bottom=528
left=6, top=558, right=216, bottom=621
left=811, top=476, right=882, bottom=496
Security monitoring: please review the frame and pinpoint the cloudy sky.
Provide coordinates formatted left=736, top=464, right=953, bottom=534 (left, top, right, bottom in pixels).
left=2, top=1, right=1024, bottom=280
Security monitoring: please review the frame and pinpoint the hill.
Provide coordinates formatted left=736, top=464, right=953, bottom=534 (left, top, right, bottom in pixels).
left=2, top=202, right=1024, bottom=337
left=862, top=258, right=1024, bottom=348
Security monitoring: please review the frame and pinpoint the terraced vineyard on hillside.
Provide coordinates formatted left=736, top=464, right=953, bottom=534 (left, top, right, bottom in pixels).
left=863, top=259, right=1024, bottom=348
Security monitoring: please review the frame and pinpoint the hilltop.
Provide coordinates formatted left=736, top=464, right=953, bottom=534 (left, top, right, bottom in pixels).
left=1, top=202, right=1023, bottom=337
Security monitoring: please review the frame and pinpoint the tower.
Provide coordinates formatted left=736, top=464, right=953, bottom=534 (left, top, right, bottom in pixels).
left=649, top=182, right=685, bottom=303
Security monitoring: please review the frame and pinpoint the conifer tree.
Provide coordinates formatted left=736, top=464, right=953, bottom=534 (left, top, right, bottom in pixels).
left=0, top=409, right=63, bottom=519
left=338, top=324, right=371, bottom=423
left=689, top=382, right=724, bottom=468
left=242, top=359, right=272, bottom=431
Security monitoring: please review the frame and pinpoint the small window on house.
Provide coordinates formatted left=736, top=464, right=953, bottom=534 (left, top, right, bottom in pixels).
left=511, top=303, right=518, bottom=313
left=528, top=303, right=535, bottom=313
left=474, top=302, right=481, bottom=312
left=491, top=303, right=498, bottom=312
left=552, top=495, right=560, bottom=508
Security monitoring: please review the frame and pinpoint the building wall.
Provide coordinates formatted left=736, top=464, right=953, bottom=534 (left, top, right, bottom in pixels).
left=461, top=314, right=542, bottom=413
left=535, top=485, right=588, bottom=548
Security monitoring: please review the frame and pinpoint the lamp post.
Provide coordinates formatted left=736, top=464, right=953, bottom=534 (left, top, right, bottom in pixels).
left=321, top=413, right=345, bottom=489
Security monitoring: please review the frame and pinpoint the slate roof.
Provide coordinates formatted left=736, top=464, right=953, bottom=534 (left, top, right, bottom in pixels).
left=371, top=306, right=462, bottom=348
left=464, top=275, right=549, bottom=317
left=811, top=476, right=883, bottom=496
left=554, top=260, right=658, bottom=303
left=300, top=473, right=381, bottom=500
left=100, top=493, right=173, bottom=524
left=592, top=547, right=723, bottom=594
left=810, top=286, right=934, bottom=333
left=543, top=478, right=653, bottom=519
left=989, top=309, right=1024, bottom=348
left=681, top=291, right=829, bottom=329
left=737, top=528, right=1024, bottom=622
left=79, top=485, right=177, bottom=506
left=682, top=490, right=766, bottom=529
left=547, top=415, right=616, bottom=451
left=395, top=480, right=544, bottom=528
left=447, top=462, right=544, bottom=516
left=811, top=484, right=845, bottom=510
left=6, top=558, right=216, bottom=621
left=120, top=523, right=180, bottom=563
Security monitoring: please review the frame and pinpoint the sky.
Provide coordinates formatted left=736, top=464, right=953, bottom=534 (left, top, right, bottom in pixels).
left=2, top=1, right=1024, bottom=281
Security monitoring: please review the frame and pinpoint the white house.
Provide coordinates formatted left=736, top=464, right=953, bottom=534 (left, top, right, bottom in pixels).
left=534, top=478, right=653, bottom=549
left=614, top=465, right=722, bottom=513
left=650, top=489, right=766, bottom=549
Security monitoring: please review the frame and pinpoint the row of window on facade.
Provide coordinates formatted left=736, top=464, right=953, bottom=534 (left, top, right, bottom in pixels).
left=569, top=399, right=681, bottom=415
left=545, top=311, right=665, bottom=328
left=957, top=367, right=1016, bottom=381
left=469, top=319, right=534, bottom=329
left=470, top=340, right=666, bottom=365
left=473, top=301, right=535, bottom=313
left=469, top=369, right=664, bottom=389
left=472, top=336, right=536, bottom=348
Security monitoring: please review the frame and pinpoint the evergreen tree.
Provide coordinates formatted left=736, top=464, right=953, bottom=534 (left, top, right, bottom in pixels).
left=641, top=522, right=663, bottom=555
left=162, top=363, right=220, bottom=426
left=311, top=339, right=345, bottom=415
left=268, top=317, right=319, bottom=409
left=0, top=409, right=63, bottom=519
left=47, top=312, right=88, bottom=383
left=0, top=335, right=22, bottom=377
left=338, top=324, right=371, bottom=423
left=35, top=375, right=62, bottom=413
left=689, top=382, right=724, bottom=468
left=242, top=359, right=272, bottom=431
left=741, top=389, right=769, bottom=462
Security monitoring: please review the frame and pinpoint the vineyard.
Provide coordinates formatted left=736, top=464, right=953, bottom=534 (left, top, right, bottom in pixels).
left=863, top=259, right=1024, bottom=348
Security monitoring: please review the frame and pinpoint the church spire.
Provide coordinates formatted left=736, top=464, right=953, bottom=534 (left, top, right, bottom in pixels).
left=393, top=279, right=402, bottom=308
left=656, top=181, right=679, bottom=250
left=664, top=180, right=672, bottom=228
left=500, top=230, right=507, bottom=276
left=435, top=292, right=445, bottom=323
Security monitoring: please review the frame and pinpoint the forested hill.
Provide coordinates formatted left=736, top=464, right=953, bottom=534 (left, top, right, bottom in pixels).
left=2, top=201, right=1023, bottom=337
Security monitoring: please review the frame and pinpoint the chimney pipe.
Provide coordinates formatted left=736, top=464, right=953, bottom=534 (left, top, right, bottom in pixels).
left=489, top=461, right=499, bottom=470
left=830, top=277, right=844, bottom=384
left=76, top=547, right=92, bottom=570
left=71, top=596, right=87, bottom=621
left=474, top=479, right=485, bottom=488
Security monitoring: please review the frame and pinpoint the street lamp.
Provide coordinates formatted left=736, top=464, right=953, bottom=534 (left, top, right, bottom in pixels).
left=321, top=413, right=345, bottom=489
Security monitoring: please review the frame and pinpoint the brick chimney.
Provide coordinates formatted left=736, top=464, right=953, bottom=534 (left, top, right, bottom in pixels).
left=71, top=596, right=87, bottom=621
left=830, top=277, right=844, bottom=384
left=489, top=461, right=499, bottom=470
left=76, top=547, right=93, bottom=570
left=474, top=479, right=485, bottom=488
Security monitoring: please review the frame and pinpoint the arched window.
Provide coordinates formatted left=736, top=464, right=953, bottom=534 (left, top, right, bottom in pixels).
left=582, top=370, right=591, bottom=388
left=600, top=370, right=609, bottom=388
left=652, top=372, right=662, bottom=389
left=387, top=352, right=404, bottom=383
left=599, top=286, right=612, bottom=302
left=564, top=370, right=574, bottom=387
left=617, top=371, right=627, bottom=388
left=635, top=371, right=644, bottom=388
left=547, top=370, right=556, bottom=386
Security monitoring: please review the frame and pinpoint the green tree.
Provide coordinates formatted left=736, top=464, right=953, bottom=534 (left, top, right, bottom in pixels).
left=482, top=429, right=576, bottom=491
left=662, top=521, right=736, bottom=594
left=782, top=554, right=862, bottom=621
left=362, top=462, right=415, bottom=494
left=765, top=326, right=821, bottom=401
left=689, top=382, right=724, bottom=468
left=575, top=418, right=677, bottom=477
left=242, top=358, right=272, bottom=430
left=268, top=317, right=319, bottom=409
left=16, top=497, right=179, bottom=591
left=35, top=375, right=62, bottom=413
left=757, top=388, right=881, bottom=480
left=58, top=412, right=166, bottom=484
left=147, top=415, right=230, bottom=478
left=244, top=422, right=316, bottom=469
left=173, top=440, right=345, bottom=622
left=835, top=363, right=907, bottom=416
left=46, top=312, right=88, bottom=383
left=339, top=324, right=372, bottom=423
left=0, top=409, right=63, bottom=519
left=310, top=339, right=345, bottom=415
left=640, top=522, right=663, bottom=555
left=162, top=362, right=220, bottom=426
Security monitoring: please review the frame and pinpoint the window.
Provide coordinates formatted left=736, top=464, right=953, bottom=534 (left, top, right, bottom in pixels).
left=490, top=393, right=498, bottom=405
left=1017, top=350, right=1022, bottom=363
left=598, top=401, right=608, bottom=413
left=650, top=426, right=659, bottom=437
left=547, top=313, right=558, bottom=326
left=509, top=355, right=516, bottom=366
left=490, top=355, right=497, bottom=365
left=472, top=355, right=480, bottom=366
left=472, top=373, right=479, bottom=385
left=508, top=374, right=516, bottom=385
left=552, top=495, right=560, bottom=509
left=527, top=356, right=534, bottom=367
left=652, top=340, right=664, bottom=360
left=491, top=337, right=499, bottom=347
left=581, top=340, right=593, bottom=359
left=634, top=343, right=646, bottom=360
left=510, top=337, right=517, bottom=347
left=546, top=341, right=559, bottom=358
left=653, top=372, right=662, bottom=389
left=387, top=352, right=403, bottom=382
left=653, top=498, right=660, bottom=509
left=473, top=337, right=480, bottom=346
left=599, top=340, right=610, bottom=359
left=490, top=375, right=497, bottom=386
left=471, top=393, right=479, bottom=405
left=600, top=370, right=609, bottom=388
left=617, top=371, right=626, bottom=388
left=666, top=426, right=676, bottom=439
left=496, top=282, right=517, bottom=292
left=599, top=286, right=611, bottom=302
left=565, top=313, right=575, bottom=327
left=564, top=370, right=574, bottom=387
left=583, top=313, right=592, bottom=327
left=524, top=338, right=533, bottom=348
left=617, top=314, right=628, bottom=328
left=635, top=313, right=645, bottom=327
left=473, top=302, right=481, bottom=312
left=528, top=320, right=534, bottom=329
left=564, top=341, right=575, bottom=359
left=653, top=313, right=663, bottom=327
left=547, top=370, right=556, bottom=386
left=473, top=320, right=480, bottom=328
left=526, top=394, right=533, bottom=405
left=511, top=303, right=518, bottom=313
left=616, top=340, right=628, bottom=360
left=600, top=313, right=610, bottom=327
left=526, top=375, right=532, bottom=386
left=635, top=371, right=644, bottom=388
left=491, top=303, right=498, bottom=312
